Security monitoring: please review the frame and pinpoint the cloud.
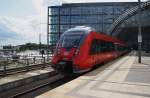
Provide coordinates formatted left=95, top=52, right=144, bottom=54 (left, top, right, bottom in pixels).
left=0, top=23, right=19, bottom=39
left=0, top=15, right=47, bottom=45
left=32, top=0, right=47, bottom=16
left=47, top=0, right=63, bottom=6
left=0, top=0, right=50, bottom=45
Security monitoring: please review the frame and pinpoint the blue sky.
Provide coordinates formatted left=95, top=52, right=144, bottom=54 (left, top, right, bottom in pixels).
left=0, top=0, right=146, bottom=45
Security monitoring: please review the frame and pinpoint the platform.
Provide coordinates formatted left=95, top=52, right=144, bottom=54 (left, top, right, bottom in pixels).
left=36, top=51, right=150, bottom=98
left=0, top=67, right=53, bottom=85
left=0, top=67, right=55, bottom=92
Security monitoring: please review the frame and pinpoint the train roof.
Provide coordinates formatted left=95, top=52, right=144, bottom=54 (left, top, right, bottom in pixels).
left=64, top=26, right=96, bottom=34
left=63, top=26, right=125, bottom=45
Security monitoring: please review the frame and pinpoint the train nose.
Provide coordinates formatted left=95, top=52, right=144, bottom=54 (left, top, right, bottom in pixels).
left=53, top=61, right=73, bottom=74
left=61, top=51, right=70, bottom=60
left=64, top=51, right=69, bottom=56
left=61, top=48, right=76, bottom=60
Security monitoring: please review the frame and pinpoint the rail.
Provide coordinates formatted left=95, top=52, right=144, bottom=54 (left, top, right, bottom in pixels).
left=0, top=71, right=63, bottom=98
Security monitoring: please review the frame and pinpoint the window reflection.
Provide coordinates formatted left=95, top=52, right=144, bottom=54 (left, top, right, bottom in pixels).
left=50, top=25, right=59, bottom=32
left=60, top=8, right=70, bottom=15
left=60, top=16, right=70, bottom=24
left=50, top=16, right=59, bottom=24
left=51, top=8, right=59, bottom=15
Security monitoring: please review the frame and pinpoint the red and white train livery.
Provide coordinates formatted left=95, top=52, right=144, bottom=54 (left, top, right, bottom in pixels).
left=51, top=26, right=128, bottom=74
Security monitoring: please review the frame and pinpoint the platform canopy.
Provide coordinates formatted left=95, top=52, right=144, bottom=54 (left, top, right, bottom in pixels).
left=109, top=0, right=150, bottom=49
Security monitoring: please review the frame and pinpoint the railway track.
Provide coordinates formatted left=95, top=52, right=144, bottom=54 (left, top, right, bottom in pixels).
left=0, top=63, right=51, bottom=76
left=0, top=54, right=130, bottom=98
left=0, top=73, right=79, bottom=98
left=0, top=72, right=59, bottom=98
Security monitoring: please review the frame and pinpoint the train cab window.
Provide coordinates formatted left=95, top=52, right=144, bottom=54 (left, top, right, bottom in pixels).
left=60, top=34, right=83, bottom=48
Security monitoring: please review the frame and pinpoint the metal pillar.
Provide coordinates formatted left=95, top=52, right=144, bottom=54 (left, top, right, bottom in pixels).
left=47, top=7, right=50, bottom=61
left=58, top=7, right=61, bottom=38
left=39, top=33, right=42, bottom=52
left=138, top=0, right=142, bottom=63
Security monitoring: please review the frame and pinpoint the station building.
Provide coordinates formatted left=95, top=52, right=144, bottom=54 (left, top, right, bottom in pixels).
left=48, top=2, right=138, bottom=49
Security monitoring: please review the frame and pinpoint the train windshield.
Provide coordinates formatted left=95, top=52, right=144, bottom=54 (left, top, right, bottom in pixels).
left=60, top=34, right=84, bottom=48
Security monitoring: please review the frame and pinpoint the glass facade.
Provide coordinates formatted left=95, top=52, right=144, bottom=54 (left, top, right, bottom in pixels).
left=48, top=2, right=137, bottom=51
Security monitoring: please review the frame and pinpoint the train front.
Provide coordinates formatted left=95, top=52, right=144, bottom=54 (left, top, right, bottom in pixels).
left=51, top=29, right=85, bottom=74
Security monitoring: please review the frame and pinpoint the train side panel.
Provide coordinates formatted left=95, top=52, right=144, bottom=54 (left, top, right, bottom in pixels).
left=73, top=32, right=124, bottom=71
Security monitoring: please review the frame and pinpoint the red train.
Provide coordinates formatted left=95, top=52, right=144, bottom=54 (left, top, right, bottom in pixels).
left=51, top=26, right=129, bottom=74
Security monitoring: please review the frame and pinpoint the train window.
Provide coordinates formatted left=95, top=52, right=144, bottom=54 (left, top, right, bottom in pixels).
left=60, top=34, right=83, bottom=48
left=111, top=43, right=115, bottom=51
left=89, top=39, right=115, bottom=55
left=97, top=40, right=101, bottom=53
left=115, top=44, right=119, bottom=51
left=107, top=42, right=115, bottom=51
left=101, top=41, right=107, bottom=52
left=115, top=44, right=125, bottom=52
left=90, top=39, right=105, bottom=54
left=89, top=39, right=97, bottom=55
left=90, top=39, right=105, bottom=55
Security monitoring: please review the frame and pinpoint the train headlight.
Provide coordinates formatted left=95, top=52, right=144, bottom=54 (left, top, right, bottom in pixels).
left=74, top=48, right=79, bottom=55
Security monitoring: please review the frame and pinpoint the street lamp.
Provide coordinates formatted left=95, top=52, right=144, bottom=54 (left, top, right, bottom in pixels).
left=138, top=0, right=142, bottom=63
left=34, top=23, right=46, bottom=49
left=39, top=33, right=42, bottom=52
